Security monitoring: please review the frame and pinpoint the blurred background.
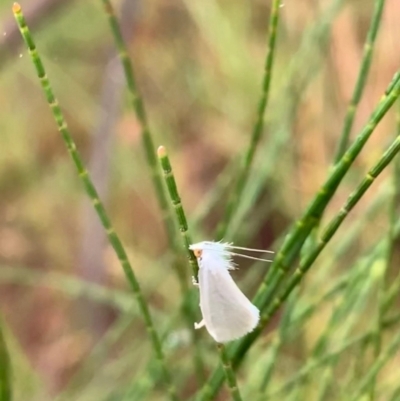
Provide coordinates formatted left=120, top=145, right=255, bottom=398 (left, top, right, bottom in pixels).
left=0, top=0, right=400, bottom=399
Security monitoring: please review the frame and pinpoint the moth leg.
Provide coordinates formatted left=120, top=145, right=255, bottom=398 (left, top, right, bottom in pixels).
left=191, top=276, right=199, bottom=287
left=194, top=319, right=205, bottom=330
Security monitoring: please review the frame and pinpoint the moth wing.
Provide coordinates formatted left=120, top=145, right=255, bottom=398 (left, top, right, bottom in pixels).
left=199, top=266, right=259, bottom=343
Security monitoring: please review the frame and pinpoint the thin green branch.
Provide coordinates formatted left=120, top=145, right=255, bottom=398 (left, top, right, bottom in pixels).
left=216, top=0, right=282, bottom=239
left=311, top=272, right=372, bottom=400
left=350, top=332, right=400, bottom=401
left=12, top=4, right=178, bottom=400
left=156, top=146, right=207, bottom=383
left=261, top=130, right=400, bottom=327
left=250, top=70, right=400, bottom=328
left=381, top=99, right=400, bottom=315
left=265, top=313, right=400, bottom=400
left=333, top=0, right=386, bottom=162
left=257, top=293, right=294, bottom=397
left=389, top=387, right=400, bottom=401
left=157, top=146, right=199, bottom=279
left=228, top=133, right=400, bottom=396
left=100, top=0, right=176, bottom=249
left=0, top=265, right=143, bottom=314
left=197, top=70, right=400, bottom=400
left=254, top=71, right=400, bottom=318
left=101, top=0, right=194, bottom=323
left=218, top=0, right=345, bottom=240
left=57, top=314, right=135, bottom=401
left=0, top=319, right=12, bottom=401
left=157, top=146, right=242, bottom=401
left=217, top=344, right=243, bottom=401
left=369, top=92, right=400, bottom=401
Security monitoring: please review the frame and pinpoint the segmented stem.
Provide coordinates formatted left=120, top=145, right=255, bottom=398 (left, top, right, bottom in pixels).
left=261, top=132, right=400, bottom=325
left=157, top=146, right=199, bottom=278
left=265, top=323, right=397, bottom=399
left=349, top=332, right=400, bottom=401
left=156, top=146, right=207, bottom=382
left=216, top=0, right=282, bottom=239
left=263, top=218, right=400, bottom=400
left=230, top=127, right=400, bottom=381
left=380, top=100, right=400, bottom=317
left=100, top=0, right=176, bottom=249
left=157, top=147, right=242, bottom=400
left=197, top=70, right=400, bottom=401
left=217, top=343, right=243, bottom=401
left=12, top=4, right=178, bottom=400
left=254, top=71, right=400, bottom=314
left=0, top=319, right=11, bottom=401
left=369, top=91, right=400, bottom=401
left=334, top=0, right=386, bottom=162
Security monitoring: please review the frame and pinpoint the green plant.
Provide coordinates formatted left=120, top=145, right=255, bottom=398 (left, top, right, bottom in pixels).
left=2, top=0, right=400, bottom=400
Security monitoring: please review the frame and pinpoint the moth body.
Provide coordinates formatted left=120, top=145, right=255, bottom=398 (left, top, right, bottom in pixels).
left=189, top=241, right=261, bottom=343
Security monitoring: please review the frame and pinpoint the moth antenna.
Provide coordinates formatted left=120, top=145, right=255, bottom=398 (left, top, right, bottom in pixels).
left=223, top=252, right=273, bottom=263
left=224, top=245, right=274, bottom=254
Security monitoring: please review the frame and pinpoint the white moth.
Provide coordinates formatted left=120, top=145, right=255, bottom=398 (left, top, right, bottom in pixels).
left=189, top=241, right=273, bottom=343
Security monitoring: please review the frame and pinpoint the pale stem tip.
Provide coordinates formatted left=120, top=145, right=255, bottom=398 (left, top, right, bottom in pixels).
left=157, top=146, right=167, bottom=158
left=12, top=3, right=21, bottom=13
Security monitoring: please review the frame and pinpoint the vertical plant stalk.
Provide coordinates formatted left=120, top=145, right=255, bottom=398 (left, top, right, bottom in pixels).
left=258, top=293, right=294, bottom=397
left=381, top=101, right=400, bottom=316
left=333, top=0, right=386, bottom=163
left=384, top=100, right=400, bottom=311
left=311, top=274, right=368, bottom=400
left=12, top=4, right=178, bottom=400
left=257, top=128, right=400, bottom=348
left=368, top=98, right=400, bottom=400
left=0, top=320, right=11, bottom=401
left=264, top=327, right=396, bottom=399
left=100, top=0, right=177, bottom=250
left=231, top=128, right=400, bottom=385
left=157, top=146, right=199, bottom=279
left=260, top=241, right=400, bottom=400
left=216, top=344, right=243, bottom=401
left=157, top=146, right=206, bottom=382
left=254, top=71, right=400, bottom=314
left=349, top=332, right=400, bottom=401
left=157, top=146, right=242, bottom=401
left=216, top=0, right=282, bottom=239
left=198, top=71, right=400, bottom=401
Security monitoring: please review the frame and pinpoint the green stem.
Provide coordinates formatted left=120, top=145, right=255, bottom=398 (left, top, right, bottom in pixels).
left=157, top=147, right=242, bottom=400
left=254, top=71, right=400, bottom=314
left=389, top=387, right=400, bottom=401
left=157, top=146, right=199, bottom=279
left=350, top=332, right=400, bottom=401
left=258, top=293, right=294, bottom=396
left=265, top=313, right=400, bottom=400
left=333, top=0, right=386, bottom=163
left=217, top=344, right=243, bottom=401
left=157, top=146, right=207, bottom=383
left=228, top=135, right=400, bottom=387
left=100, top=0, right=176, bottom=249
left=216, top=0, right=282, bottom=239
left=312, top=274, right=371, bottom=400
left=0, top=320, right=11, bottom=401
left=381, top=100, right=400, bottom=315
left=369, top=86, right=400, bottom=401
left=262, top=131, right=400, bottom=327
left=219, top=0, right=345, bottom=241
left=12, top=4, right=178, bottom=400
left=198, top=71, right=400, bottom=400
left=267, top=333, right=368, bottom=398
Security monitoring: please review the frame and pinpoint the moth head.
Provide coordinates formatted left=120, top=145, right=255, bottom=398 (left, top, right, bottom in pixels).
left=189, top=242, right=206, bottom=259
left=193, top=249, right=203, bottom=258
